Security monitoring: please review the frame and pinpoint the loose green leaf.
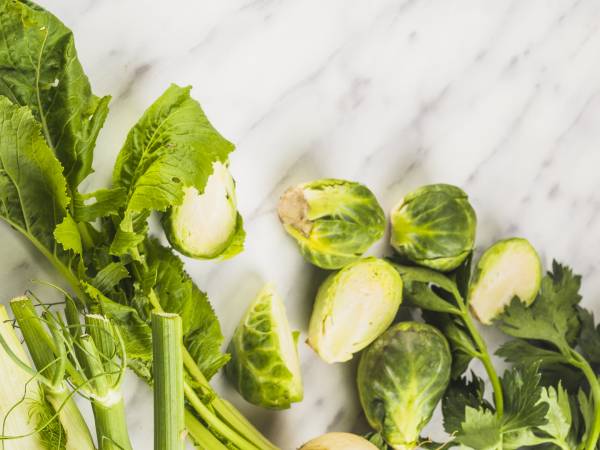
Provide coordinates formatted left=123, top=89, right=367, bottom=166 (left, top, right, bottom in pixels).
left=54, top=214, right=82, bottom=255
left=72, top=188, right=127, bottom=222
left=0, top=0, right=110, bottom=187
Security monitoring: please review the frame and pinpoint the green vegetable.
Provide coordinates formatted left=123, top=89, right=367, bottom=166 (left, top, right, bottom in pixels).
left=278, top=179, right=385, bottom=269
left=469, top=238, right=542, bottom=324
left=390, top=184, right=476, bottom=271
left=163, top=161, right=245, bottom=259
left=0, top=1, right=276, bottom=447
left=8, top=297, right=95, bottom=450
left=0, top=0, right=110, bottom=189
left=300, top=432, right=379, bottom=450
left=307, top=257, right=403, bottom=363
left=393, top=261, right=506, bottom=419
left=0, top=305, right=48, bottom=449
left=11, top=296, right=131, bottom=450
left=495, top=262, right=600, bottom=450
left=152, top=313, right=185, bottom=450
left=226, top=284, right=303, bottom=409
left=357, top=322, right=451, bottom=450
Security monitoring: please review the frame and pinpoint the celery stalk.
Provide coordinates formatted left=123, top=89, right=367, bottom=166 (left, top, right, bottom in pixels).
left=152, top=313, right=185, bottom=450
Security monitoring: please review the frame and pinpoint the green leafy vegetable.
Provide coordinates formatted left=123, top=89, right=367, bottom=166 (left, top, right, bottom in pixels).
left=390, top=184, right=476, bottom=272
left=226, top=284, right=303, bottom=409
left=496, top=262, right=600, bottom=450
left=278, top=178, right=385, bottom=269
left=357, top=322, right=451, bottom=450
left=163, top=161, right=245, bottom=259
left=468, top=237, right=542, bottom=324
left=308, top=257, right=403, bottom=363
left=0, top=0, right=110, bottom=188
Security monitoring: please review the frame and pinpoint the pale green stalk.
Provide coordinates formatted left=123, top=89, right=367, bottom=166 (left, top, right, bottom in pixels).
left=9, top=297, right=95, bottom=450
left=152, top=313, right=185, bottom=450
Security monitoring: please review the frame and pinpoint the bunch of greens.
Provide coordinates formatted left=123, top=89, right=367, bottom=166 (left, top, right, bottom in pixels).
left=390, top=211, right=600, bottom=448
left=0, top=0, right=274, bottom=448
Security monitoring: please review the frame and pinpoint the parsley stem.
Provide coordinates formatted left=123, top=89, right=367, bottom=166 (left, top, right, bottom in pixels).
left=570, top=350, right=600, bottom=450
left=459, top=305, right=504, bottom=417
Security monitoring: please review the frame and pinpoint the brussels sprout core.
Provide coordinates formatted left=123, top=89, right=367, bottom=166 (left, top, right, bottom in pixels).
left=307, top=258, right=403, bottom=363
left=225, top=284, right=303, bottom=409
left=300, top=432, right=379, bottom=450
left=469, top=237, right=542, bottom=324
left=357, top=322, right=451, bottom=450
left=390, top=184, right=476, bottom=272
left=163, top=162, right=239, bottom=259
left=278, top=179, right=385, bottom=269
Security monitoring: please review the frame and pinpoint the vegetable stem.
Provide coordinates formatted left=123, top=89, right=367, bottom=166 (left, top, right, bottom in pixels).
left=184, top=410, right=228, bottom=450
left=91, top=395, right=132, bottom=450
left=570, top=351, right=600, bottom=450
left=152, top=313, right=185, bottom=450
left=458, top=298, right=504, bottom=417
left=183, top=383, right=259, bottom=450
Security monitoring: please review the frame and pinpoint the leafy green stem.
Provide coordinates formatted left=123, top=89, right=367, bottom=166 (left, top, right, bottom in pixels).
left=457, top=298, right=504, bottom=417
left=569, top=350, right=600, bottom=450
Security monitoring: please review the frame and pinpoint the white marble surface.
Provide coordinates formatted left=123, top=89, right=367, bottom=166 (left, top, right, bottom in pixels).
left=3, top=0, right=600, bottom=448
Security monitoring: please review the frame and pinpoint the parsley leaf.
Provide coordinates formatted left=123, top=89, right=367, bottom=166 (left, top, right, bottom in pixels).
left=496, top=261, right=581, bottom=352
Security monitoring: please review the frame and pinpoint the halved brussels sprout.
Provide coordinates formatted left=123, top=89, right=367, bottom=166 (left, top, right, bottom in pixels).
left=300, top=433, right=379, bottom=450
left=390, top=184, right=476, bottom=271
left=278, top=179, right=385, bottom=269
left=469, top=237, right=542, bottom=324
left=162, top=161, right=244, bottom=259
left=357, top=322, right=451, bottom=450
left=307, top=257, right=403, bottom=363
left=225, top=284, right=303, bottom=409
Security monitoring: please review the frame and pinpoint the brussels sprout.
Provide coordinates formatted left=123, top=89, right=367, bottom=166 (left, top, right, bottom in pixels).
left=300, top=433, right=379, bottom=450
left=469, top=237, right=542, bottom=324
left=390, top=184, right=476, bottom=271
left=225, top=284, right=303, bottom=409
left=357, top=322, right=451, bottom=450
left=163, top=161, right=244, bottom=259
left=307, top=257, right=403, bottom=363
left=278, top=179, right=385, bottom=269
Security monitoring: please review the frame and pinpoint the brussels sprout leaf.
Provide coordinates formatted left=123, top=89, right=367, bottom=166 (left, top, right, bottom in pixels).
left=0, top=0, right=110, bottom=188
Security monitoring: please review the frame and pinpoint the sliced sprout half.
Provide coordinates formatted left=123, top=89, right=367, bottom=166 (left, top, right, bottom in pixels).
left=469, top=237, right=542, bottom=324
left=300, top=433, right=379, bottom=450
left=163, top=161, right=244, bottom=259
left=225, top=284, right=303, bottom=409
left=307, top=257, right=403, bottom=363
